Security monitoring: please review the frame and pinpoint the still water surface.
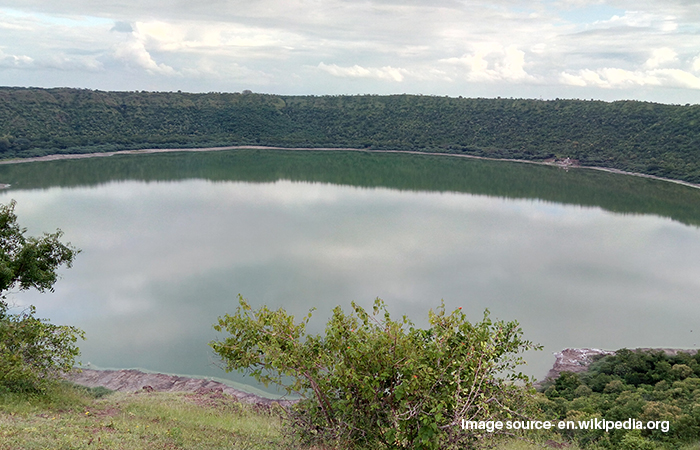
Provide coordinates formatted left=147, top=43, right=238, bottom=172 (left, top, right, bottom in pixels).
left=1, top=150, right=699, bottom=396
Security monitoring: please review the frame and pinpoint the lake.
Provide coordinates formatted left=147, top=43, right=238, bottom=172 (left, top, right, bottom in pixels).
left=1, top=149, right=699, bottom=396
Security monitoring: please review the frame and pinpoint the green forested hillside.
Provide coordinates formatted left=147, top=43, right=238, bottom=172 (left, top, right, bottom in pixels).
left=1, top=87, right=699, bottom=183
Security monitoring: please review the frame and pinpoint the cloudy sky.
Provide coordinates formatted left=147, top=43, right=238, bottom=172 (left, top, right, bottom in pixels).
left=1, top=0, right=700, bottom=103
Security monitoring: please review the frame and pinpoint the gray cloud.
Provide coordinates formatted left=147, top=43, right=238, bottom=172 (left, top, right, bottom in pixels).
left=0, top=0, right=699, bottom=102
left=0, top=49, right=33, bottom=68
left=111, top=21, right=133, bottom=33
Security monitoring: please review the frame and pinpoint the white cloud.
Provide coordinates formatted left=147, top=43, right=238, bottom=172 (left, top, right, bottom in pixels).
left=645, top=48, right=677, bottom=69
left=692, top=55, right=700, bottom=73
left=654, top=69, right=700, bottom=89
left=560, top=67, right=700, bottom=89
left=440, top=44, right=533, bottom=82
left=317, top=62, right=408, bottom=82
left=124, top=19, right=309, bottom=61
left=605, top=11, right=656, bottom=28
left=43, top=54, right=103, bottom=71
left=0, top=46, right=104, bottom=73
left=0, top=49, right=34, bottom=67
left=502, top=46, right=530, bottom=80
left=113, top=39, right=177, bottom=76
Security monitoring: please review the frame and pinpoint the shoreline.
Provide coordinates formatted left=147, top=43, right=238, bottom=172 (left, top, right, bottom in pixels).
left=1, top=145, right=699, bottom=191
left=65, top=368, right=296, bottom=406
left=68, top=348, right=700, bottom=400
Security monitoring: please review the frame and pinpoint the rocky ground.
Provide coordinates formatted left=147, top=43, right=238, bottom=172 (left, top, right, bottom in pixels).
left=543, top=348, right=615, bottom=380
left=542, top=347, right=699, bottom=382
left=65, top=368, right=296, bottom=406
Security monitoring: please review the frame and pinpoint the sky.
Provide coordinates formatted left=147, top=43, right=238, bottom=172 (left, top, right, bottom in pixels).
left=1, top=0, right=700, bottom=103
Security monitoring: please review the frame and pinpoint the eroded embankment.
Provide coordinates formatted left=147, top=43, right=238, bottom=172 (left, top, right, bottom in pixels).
left=65, top=368, right=295, bottom=406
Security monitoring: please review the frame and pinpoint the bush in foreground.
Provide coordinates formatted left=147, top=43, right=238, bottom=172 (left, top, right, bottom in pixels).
left=211, top=296, right=540, bottom=449
left=0, top=304, right=84, bottom=393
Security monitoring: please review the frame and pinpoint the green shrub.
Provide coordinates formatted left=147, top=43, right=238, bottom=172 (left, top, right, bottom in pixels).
left=0, top=304, right=84, bottom=393
left=211, top=296, right=540, bottom=449
left=0, top=200, right=82, bottom=393
left=619, top=430, right=657, bottom=450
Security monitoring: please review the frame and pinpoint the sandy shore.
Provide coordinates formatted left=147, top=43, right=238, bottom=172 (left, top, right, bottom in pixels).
left=0, top=145, right=698, bottom=190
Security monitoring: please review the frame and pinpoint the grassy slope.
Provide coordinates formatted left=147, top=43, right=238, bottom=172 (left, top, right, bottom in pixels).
left=0, top=383, right=287, bottom=450
left=4, top=383, right=700, bottom=449
left=0, top=383, right=560, bottom=450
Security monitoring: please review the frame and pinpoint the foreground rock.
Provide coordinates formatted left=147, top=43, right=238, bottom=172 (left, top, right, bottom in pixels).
left=65, top=368, right=296, bottom=407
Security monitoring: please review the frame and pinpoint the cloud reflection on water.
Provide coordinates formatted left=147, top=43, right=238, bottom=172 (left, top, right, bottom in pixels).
left=2, top=179, right=699, bottom=393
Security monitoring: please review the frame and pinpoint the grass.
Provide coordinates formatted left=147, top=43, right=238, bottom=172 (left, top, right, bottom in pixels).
left=0, top=382, right=289, bottom=450
left=3, top=383, right=700, bottom=450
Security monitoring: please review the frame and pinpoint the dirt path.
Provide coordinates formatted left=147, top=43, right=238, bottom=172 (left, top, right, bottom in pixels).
left=1, top=145, right=698, bottom=190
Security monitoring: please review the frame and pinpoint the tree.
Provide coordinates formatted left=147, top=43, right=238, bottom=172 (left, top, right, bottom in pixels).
left=211, top=296, right=540, bottom=449
left=0, top=200, right=83, bottom=393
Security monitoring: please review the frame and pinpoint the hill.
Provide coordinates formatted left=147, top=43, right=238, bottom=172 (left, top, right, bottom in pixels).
left=1, top=87, right=699, bottom=183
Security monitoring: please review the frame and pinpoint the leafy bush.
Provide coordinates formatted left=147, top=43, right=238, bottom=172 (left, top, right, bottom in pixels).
left=0, top=200, right=82, bottom=393
left=0, top=304, right=84, bottom=393
left=210, top=296, right=540, bottom=449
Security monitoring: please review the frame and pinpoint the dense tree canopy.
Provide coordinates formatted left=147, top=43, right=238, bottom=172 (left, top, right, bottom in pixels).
left=1, top=87, right=699, bottom=183
left=540, top=349, right=700, bottom=448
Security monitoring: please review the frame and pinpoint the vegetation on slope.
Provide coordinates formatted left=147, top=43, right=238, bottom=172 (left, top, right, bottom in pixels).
left=540, top=349, right=700, bottom=449
left=1, top=87, right=699, bottom=183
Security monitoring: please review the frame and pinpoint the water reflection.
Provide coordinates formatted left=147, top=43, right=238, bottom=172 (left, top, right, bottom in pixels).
left=1, top=149, right=700, bottom=226
left=2, top=177, right=699, bottom=395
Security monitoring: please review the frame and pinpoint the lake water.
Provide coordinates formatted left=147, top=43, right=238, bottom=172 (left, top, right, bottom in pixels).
left=1, top=149, right=699, bottom=396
